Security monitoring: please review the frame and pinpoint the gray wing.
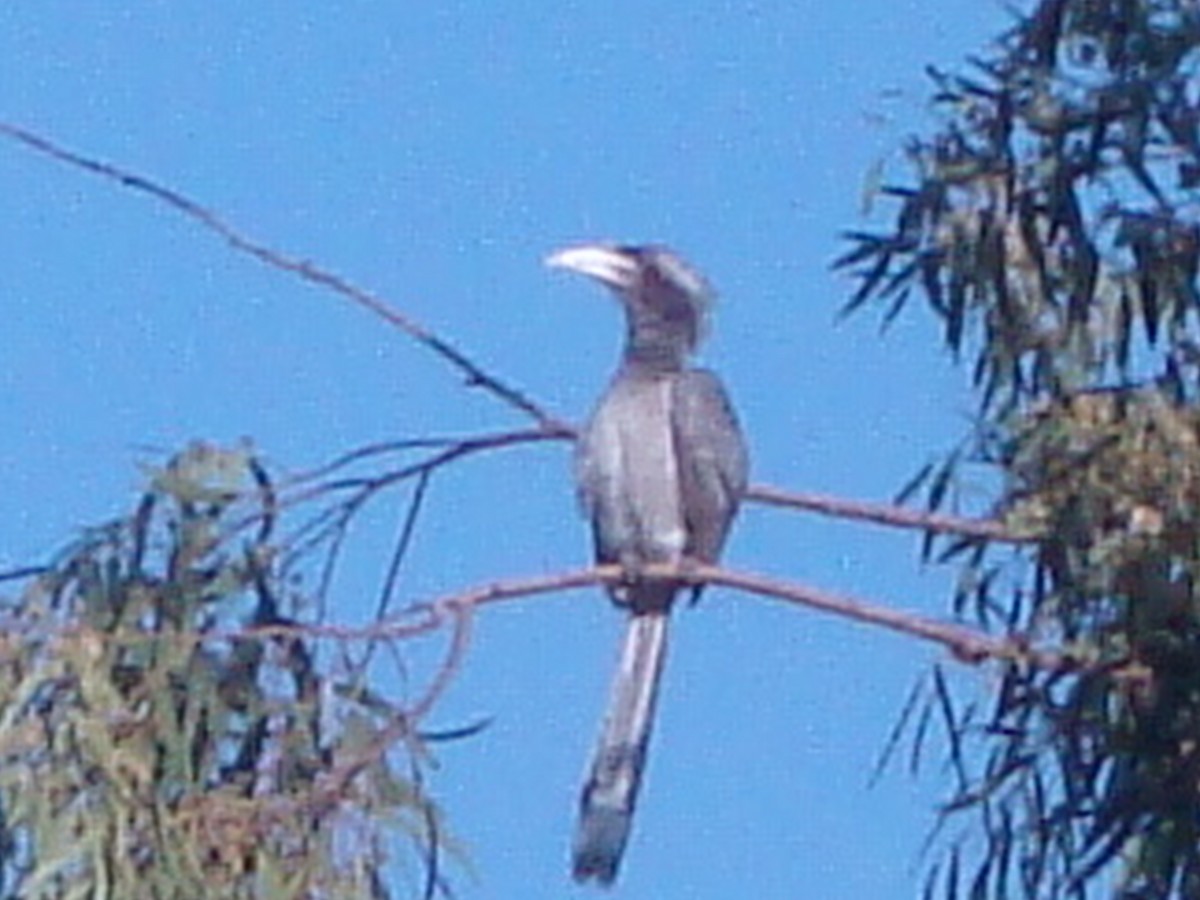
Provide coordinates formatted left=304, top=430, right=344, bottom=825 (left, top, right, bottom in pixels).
left=670, top=368, right=749, bottom=563
left=575, top=385, right=623, bottom=566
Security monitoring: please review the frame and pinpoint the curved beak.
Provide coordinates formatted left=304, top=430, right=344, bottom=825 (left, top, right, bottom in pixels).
left=544, top=244, right=638, bottom=292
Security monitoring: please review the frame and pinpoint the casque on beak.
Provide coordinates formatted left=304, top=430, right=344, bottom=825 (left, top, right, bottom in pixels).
left=544, top=244, right=639, bottom=292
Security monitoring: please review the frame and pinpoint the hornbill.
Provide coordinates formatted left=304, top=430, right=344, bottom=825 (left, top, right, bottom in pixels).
left=546, top=243, right=749, bottom=886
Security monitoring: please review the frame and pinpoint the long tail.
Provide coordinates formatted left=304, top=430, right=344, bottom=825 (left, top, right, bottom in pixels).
left=572, top=610, right=671, bottom=885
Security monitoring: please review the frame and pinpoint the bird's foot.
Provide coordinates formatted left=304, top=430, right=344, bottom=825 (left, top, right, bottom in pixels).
left=675, top=557, right=707, bottom=606
left=609, top=559, right=644, bottom=609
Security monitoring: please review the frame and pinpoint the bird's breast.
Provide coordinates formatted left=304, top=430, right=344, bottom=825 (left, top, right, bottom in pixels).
left=579, top=374, right=686, bottom=563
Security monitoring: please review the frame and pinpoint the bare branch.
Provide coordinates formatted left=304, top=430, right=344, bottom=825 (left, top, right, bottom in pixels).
left=691, top=564, right=1073, bottom=671
left=0, top=120, right=573, bottom=433
left=233, top=562, right=1080, bottom=680
left=748, top=483, right=1027, bottom=543
left=0, top=565, right=49, bottom=583
left=274, top=431, right=1017, bottom=548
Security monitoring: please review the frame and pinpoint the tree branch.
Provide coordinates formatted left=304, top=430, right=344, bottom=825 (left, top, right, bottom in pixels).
left=748, top=483, right=1027, bottom=543
left=0, top=120, right=572, bottom=434
left=239, top=561, right=1082, bottom=690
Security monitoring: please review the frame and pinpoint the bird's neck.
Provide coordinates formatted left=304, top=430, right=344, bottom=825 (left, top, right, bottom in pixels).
left=621, top=346, right=688, bottom=374
left=623, top=318, right=693, bottom=373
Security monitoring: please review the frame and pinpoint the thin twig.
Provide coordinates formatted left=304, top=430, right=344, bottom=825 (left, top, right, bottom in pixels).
left=0, top=120, right=572, bottom=433
left=374, top=469, right=434, bottom=623
left=691, top=564, right=1070, bottom=670
left=747, top=483, right=1027, bottom=543
left=405, top=599, right=474, bottom=722
left=0, top=565, right=49, bottom=583
left=266, top=427, right=566, bottom=528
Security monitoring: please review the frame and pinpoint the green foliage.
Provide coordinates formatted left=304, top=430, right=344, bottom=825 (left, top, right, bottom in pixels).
left=839, top=1, right=1200, bottom=897
left=0, top=443, right=449, bottom=899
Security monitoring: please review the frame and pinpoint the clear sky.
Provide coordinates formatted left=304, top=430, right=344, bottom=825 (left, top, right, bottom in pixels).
left=2, top=4, right=1009, bottom=898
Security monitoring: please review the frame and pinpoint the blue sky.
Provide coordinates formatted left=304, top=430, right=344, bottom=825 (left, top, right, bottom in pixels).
left=2, top=4, right=1009, bottom=898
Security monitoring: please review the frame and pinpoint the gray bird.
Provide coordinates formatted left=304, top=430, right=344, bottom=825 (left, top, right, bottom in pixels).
left=546, top=243, right=749, bottom=886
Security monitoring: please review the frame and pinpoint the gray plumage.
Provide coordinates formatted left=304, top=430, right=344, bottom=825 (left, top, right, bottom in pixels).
left=546, top=243, right=749, bottom=886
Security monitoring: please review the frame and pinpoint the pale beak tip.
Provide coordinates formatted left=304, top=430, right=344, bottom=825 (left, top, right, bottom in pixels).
left=543, top=244, right=636, bottom=290
left=543, top=248, right=574, bottom=270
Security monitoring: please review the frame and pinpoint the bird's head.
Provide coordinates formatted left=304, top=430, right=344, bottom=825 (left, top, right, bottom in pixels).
left=545, top=243, right=713, bottom=365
